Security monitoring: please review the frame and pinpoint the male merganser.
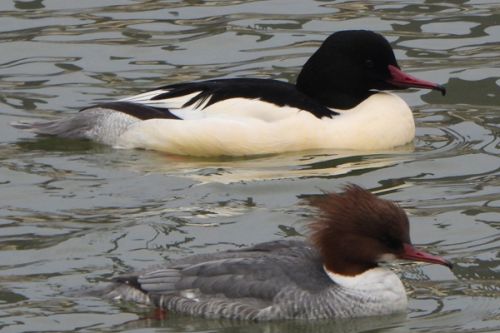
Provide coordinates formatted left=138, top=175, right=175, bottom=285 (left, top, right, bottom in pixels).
left=14, top=30, right=446, bottom=157
left=102, top=185, right=452, bottom=320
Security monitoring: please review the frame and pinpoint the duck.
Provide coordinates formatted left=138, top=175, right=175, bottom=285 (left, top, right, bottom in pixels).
left=13, top=30, right=446, bottom=157
left=101, top=185, right=452, bottom=320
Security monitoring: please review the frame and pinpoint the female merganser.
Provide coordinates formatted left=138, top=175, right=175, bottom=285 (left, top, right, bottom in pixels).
left=14, top=30, right=446, bottom=157
left=102, top=185, right=452, bottom=320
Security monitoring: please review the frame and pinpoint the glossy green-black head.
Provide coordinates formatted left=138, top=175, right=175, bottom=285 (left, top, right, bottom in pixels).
left=296, top=30, right=445, bottom=109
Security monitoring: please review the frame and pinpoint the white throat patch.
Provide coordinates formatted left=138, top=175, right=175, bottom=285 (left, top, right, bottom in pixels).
left=323, top=265, right=407, bottom=301
left=323, top=265, right=409, bottom=316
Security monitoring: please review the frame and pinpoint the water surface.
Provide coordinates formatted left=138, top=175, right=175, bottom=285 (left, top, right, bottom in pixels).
left=0, top=1, right=499, bottom=332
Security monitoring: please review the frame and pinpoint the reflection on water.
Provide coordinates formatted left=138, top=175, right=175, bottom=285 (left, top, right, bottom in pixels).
left=0, top=0, right=499, bottom=332
left=112, top=311, right=409, bottom=333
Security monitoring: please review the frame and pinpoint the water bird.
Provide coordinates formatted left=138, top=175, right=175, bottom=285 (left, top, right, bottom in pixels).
left=102, top=185, right=452, bottom=320
left=14, top=30, right=446, bottom=156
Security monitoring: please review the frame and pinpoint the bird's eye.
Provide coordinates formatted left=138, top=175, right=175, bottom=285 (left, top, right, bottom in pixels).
left=382, top=235, right=402, bottom=251
left=364, top=59, right=375, bottom=69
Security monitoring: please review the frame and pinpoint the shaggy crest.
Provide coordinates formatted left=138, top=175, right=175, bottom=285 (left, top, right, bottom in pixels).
left=307, top=185, right=410, bottom=275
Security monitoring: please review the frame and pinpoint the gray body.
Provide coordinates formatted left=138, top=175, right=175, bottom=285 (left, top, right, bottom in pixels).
left=102, top=240, right=406, bottom=321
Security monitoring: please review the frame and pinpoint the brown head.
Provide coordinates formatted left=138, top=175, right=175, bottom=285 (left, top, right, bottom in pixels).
left=307, top=185, right=452, bottom=276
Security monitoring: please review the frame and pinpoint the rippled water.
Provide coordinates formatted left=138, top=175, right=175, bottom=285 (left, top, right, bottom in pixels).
left=0, top=1, right=499, bottom=332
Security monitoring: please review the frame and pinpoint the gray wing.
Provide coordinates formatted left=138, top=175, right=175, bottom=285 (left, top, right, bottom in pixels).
left=105, top=240, right=334, bottom=319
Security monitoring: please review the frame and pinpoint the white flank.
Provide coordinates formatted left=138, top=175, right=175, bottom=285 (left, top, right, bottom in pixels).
left=112, top=92, right=414, bottom=156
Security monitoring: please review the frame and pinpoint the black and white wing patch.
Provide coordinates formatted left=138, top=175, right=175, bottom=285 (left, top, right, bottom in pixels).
left=107, top=78, right=337, bottom=120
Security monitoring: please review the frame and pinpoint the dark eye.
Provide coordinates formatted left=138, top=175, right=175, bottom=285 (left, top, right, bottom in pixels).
left=382, top=235, right=402, bottom=251
left=364, top=59, right=375, bottom=69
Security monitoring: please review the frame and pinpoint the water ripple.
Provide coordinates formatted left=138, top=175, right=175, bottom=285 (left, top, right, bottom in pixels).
left=0, top=1, right=499, bottom=332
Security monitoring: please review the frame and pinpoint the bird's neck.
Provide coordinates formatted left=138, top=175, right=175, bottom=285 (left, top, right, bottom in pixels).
left=324, top=265, right=407, bottom=306
left=322, top=265, right=408, bottom=316
left=296, top=75, right=374, bottom=109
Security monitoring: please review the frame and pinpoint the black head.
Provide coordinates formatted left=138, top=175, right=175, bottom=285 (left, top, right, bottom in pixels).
left=307, top=185, right=451, bottom=276
left=296, top=30, right=445, bottom=109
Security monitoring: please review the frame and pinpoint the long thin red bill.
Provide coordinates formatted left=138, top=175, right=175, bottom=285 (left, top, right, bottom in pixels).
left=399, top=243, right=452, bottom=269
left=387, top=65, right=446, bottom=96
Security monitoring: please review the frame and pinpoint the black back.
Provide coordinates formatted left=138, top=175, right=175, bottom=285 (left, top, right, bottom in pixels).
left=81, top=101, right=181, bottom=120
left=154, top=78, right=337, bottom=118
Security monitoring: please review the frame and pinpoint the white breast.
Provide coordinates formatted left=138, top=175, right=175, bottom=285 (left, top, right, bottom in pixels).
left=324, top=266, right=408, bottom=315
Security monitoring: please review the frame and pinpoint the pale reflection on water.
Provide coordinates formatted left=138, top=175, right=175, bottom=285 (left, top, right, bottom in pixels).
left=0, top=1, right=499, bottom=332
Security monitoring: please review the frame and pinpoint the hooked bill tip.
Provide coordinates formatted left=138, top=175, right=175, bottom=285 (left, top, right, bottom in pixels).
left=400, top=243, right=452, bottom=270
left=436, top=84, right=446, bottom=96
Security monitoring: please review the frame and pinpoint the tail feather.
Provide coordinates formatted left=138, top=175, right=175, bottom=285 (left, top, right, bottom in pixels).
left=93, top=282, right=152, bottom=305
left=10, top=121, right=36, bottom=131
left=11, top=108, right=140, bottom=145
left=11, top=119, right=89, bottom=138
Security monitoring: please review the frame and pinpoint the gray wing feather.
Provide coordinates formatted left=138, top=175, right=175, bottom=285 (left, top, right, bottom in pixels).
left=149, top=241, right=331, bottom=296
left=105, top=240, right=335, bottom=320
